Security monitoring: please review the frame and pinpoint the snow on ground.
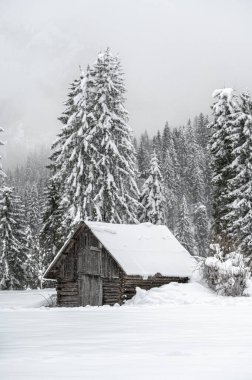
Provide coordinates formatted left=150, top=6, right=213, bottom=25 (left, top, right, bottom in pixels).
left=1, top=282, right=252, bottom=379
left=0, top=288, right=56, bottom=309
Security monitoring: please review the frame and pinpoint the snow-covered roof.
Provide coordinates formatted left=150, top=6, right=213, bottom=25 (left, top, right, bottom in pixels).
left=44, top=221, right=195, bottom=278
left=86, top=221, right=194, bottom=277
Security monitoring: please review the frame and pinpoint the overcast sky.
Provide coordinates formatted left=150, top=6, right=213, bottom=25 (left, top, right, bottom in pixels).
left=1, top=0, right=252, bottom=168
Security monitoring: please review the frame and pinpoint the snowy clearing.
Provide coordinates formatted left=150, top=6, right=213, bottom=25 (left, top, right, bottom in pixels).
left=1, top=283, right=252, bottom=379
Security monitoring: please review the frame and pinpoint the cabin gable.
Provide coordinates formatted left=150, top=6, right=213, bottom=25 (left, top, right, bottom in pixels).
left=50, top=224, right=124, bottom=307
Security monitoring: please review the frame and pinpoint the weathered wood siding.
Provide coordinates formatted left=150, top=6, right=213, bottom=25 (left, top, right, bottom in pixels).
left=102, top=277, right=122, bottom=305
left=56, top=280, right=79, bottom=307
left=79, top=275, right=102, bottom=306
left=56, top=236, right=79, bottom=306
left=75, top=226, right=122, bottom=306
left=76, top=228, right=121, bottom=278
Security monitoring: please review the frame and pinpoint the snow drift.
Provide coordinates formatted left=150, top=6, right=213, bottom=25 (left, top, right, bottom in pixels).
left=125, top=281, right=252, bottom=306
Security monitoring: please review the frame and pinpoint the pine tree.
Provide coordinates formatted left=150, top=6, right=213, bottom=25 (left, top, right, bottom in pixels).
left=227, top=92, right=252, bottom=259
left=42, top=69, right=86, bottom=250
left=27, top=184, right=42, bottom=236
left=195, top=113, right=209, bottom=149
left=175, top=195, right=195, bottom=254
left=25, top=227, right=44, bottom=289
left=173, top=126, right=187, bottom=196
left=153, top=130, right=162, bottom=163
left=193, top=203, right=209, bottom=257
left=40, top=177, right=65, bottom=255
left=139, top=152, right=165, bottom=224
left=161, top=125, right=178, bottom=231
left=78, top=48, right=140, bottom=223
left=0, top=127, right=5, bottom=186
left=60, top=65, right=98, bottom=225
left=162, top=151, right=176, bottom=231
left=209, top=88, right=239, bottom=253
left=0, top=187, right=26, bottom=289
left=137, top=131, right=152, bottom=180
left=161, top=122, right=171, bottom=163
left=185, top=121, right=205, bottom=205
left=49, top=70, right=85, bottom=173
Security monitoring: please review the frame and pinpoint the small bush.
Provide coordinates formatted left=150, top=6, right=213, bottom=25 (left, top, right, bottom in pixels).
left=201, top=245, right=250, bottom=296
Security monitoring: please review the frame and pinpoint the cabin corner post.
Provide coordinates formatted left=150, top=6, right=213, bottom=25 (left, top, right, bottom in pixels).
left=119, top=272, right=126, bottom=305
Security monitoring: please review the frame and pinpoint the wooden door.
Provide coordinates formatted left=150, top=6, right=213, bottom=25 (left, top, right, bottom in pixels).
left=80, top=275, right=102, bottom=306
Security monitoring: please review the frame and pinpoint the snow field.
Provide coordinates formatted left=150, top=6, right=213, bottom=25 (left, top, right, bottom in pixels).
left=1, top=282, right=252, bottom=379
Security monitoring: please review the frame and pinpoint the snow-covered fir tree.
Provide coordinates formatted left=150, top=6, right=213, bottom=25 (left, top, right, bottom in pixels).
left=85, top=48, right=140, bottom=223
left=153, top=130, right=162, bottom=163
left=0, top=187, right=27, bottom=289
left=61, top=48, right=140, bottom=224
left=44, top=48, right=140, bottom=247
left=137, top=131, right=152, bottom=181
left=59, top=65, right=97, bottom=225
left=139, top=151, right=165, bottom=224
left=0, top=127, right=6, bottom=187
left=193, top=203, right=209, bottom=257
left=185, top=121, right=205, bottom=206
left=42, top=69, right=86, bottom=251
left=161, top=123, right=178, bottom=231
left=175, top=195, right=195, bottom=254
left=25, top=226, right=44, bottom=289
left=227, top=92, right=252, bottom=259
left=40, top=177, right=65, bottom=254
left=209, top=88, right=239, bottom=253
left=195, top=113, right=209, bottom=149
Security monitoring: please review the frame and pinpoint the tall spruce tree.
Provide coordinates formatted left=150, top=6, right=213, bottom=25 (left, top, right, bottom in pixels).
left=137, top=131, right=152, bottom=181
left=193, top=203, right=209, bottom=257
left=195, top=113, right=209, bottom=149
left=0, top=127, right=5, bottom=186
left=42, top=69, right=85, bottom=250
left=0, top=187, right=26, bottom=289
left=227, top=92, right=252, bottom=259
left=161, top=123, right=178, bottom=231
left=185, top=121, right=205, bottom=205
left=139, top=151, right=165, bottom=224
left=45, top=48, right=140, bottom=237
left=61, top=65, right=97, bottom=225
left=40, top=177, right=65, bottom=256
left=80, top=48, right=140, bottom=223
left=209, top=88, right=239, bottom=253
left=175, top=195, right=195, bottom=254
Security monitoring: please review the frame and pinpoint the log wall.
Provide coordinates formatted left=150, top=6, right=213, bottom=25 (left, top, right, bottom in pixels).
left=56, top=280, right=79, bottom=307
left=102, top=277, right=122, bottom=305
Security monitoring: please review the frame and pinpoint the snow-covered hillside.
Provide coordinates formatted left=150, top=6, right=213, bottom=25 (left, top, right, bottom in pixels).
left=1, top=282, right=252, bottom=379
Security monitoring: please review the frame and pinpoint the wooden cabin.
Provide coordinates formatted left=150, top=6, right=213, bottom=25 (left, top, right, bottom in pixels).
left=43, top=221, right=194, bottom=307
